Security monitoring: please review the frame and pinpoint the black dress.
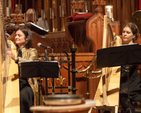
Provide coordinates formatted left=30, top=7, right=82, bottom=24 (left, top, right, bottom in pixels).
left=120, top=65, right=141, bottom=113
left=18, top=49, right=34, bottom=113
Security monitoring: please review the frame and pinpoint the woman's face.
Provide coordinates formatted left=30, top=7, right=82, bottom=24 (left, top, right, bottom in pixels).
left=15, top=30, right=27, bottom=48
left=122, top=26, right=135, bottom=44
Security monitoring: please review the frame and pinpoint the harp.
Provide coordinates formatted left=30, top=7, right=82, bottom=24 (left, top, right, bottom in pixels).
left=0, top=2, right=20, bottom=113
left=94, top=15, right=122, bottom=112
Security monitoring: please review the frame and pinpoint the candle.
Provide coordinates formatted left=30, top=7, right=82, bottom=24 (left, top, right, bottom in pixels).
left=52, top=8, right=55, bottom=19
left=59, top=6, right=62, bottom=17
left=6, top=7, right=10, bottom=17
left=62, top=6, right=64, bottom=17
left=18, top=4, right=22, bottom=13
left=35, top=11, right=38, bottom=21
left=85, top=1, right=88, bottom=11
left=41, top=10, right=45, bottom=19
left=49, top=8, right=55, bottom=19
left=105, top=5, right=113, bottom=19
left=25, top=13, right=28, bottom=22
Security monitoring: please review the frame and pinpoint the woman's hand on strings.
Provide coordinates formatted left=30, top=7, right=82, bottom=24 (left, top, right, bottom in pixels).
left=7, top=49, right=17, bottom=61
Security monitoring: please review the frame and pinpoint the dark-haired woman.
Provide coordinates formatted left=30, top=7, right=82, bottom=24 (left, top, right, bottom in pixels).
left=120, top=22, right=141, bottom=113
left=7, top=26, right=38, bottom=113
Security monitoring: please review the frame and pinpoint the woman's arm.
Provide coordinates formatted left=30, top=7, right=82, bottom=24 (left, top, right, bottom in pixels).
left=18, top=48, right=38, bottom=62
left=7, top=48, right=39, bottom=63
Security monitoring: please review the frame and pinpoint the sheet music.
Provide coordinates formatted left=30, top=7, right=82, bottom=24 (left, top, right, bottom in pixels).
left=26, top=22, right=49, bottom=35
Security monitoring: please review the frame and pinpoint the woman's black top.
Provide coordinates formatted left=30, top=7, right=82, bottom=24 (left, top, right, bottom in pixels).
left=18, top=49, right=29, bottom=90
left=120, top=65, right=141, bottom=99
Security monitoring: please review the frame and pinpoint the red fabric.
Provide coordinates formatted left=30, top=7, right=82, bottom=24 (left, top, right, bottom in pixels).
left=67, top=13, right=94, bottom=21
left=139, top=0, right=141, bottom=10
left=12, top=0, right=17, bottom=13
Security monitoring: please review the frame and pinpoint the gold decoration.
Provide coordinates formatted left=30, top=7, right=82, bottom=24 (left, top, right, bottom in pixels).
left=93, top=0, right=106, bottom=5
left=57, top=76, right=65, bottom=85
left=71, top=0, right=84, bottom=13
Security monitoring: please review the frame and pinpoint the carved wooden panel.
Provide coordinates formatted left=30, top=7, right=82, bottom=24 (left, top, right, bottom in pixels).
left=32, top=31, right=72, bottom=54
left=86, top=13, right=104, bottom=54
left=86, top=13, right=120, bottom=54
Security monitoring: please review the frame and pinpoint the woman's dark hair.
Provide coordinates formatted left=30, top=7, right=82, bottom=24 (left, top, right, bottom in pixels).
left=15, top=26, right=33, bottom=49
left=123, top=22, right=139, bottom=42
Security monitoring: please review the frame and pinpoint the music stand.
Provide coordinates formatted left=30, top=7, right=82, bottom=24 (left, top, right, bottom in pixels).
left=26, top=22, right=49, bottom=35
left=97, top=44, right=141, bottom=68
left=19, top=61, right=59, bottom=78
left=19, top=61, right=60, bottom=105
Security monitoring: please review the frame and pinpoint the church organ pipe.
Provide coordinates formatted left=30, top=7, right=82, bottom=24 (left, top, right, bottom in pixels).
left=50, top=7, right=55, bottom=32
left=60, top=0, right=66, bottom=31
left=59, top=6, right=65, bottom=31
left=71, top=0, right=75, bottom=14
left=41, top=10, right=46, bottom=29
left=44, top=0, right=49, bottom=11
left=13, top=0, right=95, bottom=32
left=51, top=0, right=58, bottom=32
left=84, top=0, right=88, bottom=12
left=44, top=0, right=52, bottom=31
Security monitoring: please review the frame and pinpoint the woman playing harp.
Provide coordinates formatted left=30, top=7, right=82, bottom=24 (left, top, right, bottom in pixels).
left=95, top=20, right=141, bottom=113
left=120, top=22, right=141, bottom=113
left=0, top=1, right=20, bottom=113
left=7, top=26, right=39, bottom=113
